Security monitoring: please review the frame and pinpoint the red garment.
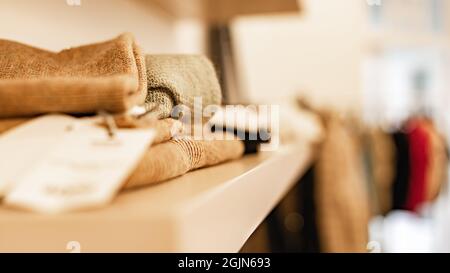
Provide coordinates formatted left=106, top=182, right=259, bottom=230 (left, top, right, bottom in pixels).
left=405, top=120, right=430, bottom=212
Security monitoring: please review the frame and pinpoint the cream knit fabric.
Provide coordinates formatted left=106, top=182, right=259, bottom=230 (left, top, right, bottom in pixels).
left=145, top=55, right=222, bottom=119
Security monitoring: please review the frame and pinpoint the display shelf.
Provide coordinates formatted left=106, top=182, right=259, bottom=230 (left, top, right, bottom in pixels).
left=0, top=143, right=313, bottom=253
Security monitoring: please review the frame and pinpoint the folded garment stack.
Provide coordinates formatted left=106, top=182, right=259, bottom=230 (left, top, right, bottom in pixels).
left=0, top=33, right=245, bottom=194
left=125, top=132, right=244, bottom=189
left=96, top=116, right=244, bottom=189
left=0, top=33, right=147, bottom=118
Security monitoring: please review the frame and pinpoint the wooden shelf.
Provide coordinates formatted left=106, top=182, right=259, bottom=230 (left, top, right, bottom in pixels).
left=140, top=0, right=301, bottom=23
left=0, top=143, right=313, bottom=253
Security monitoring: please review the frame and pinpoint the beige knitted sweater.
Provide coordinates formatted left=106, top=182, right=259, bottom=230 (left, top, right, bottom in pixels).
left=145, top=55, right=222, bottom=119
left=0, top=33, right=147, bottom=118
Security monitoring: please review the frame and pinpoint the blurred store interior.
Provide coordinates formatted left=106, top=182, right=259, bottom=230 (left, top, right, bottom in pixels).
left=0, top=0, right=449, bottom=253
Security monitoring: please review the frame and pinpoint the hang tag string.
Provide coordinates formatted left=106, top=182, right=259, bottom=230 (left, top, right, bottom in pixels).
left=98, top=110, right=118, bottom=139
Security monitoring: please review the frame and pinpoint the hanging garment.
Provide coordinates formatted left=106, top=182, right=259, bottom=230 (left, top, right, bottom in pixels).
left=0, top=33, right=146, bottom=118
left=366, top=128, right=396, bottom=215
left=422, top=120, right=448, bottom=202
left=391, top=132, right=411, bottom=210
left=297, top=166, right=320, bottom=252
left=145, top=55, right=222, bottom=119
left=260, top=167, right=319, bottom=253
left=405, top=120, right=430, bottom=212
left=315, top=116, right=370, bottom=253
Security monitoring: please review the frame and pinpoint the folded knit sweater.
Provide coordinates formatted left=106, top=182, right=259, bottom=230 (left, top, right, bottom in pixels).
left=0, top=33, right=147, bottom=118
left=145, top=55, right=222, bottom=119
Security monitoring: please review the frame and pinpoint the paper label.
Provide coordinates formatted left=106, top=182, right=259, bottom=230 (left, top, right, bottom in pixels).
left=0, top=115, right=76, bottom=197
left=2, top=115, right=155, bottom=213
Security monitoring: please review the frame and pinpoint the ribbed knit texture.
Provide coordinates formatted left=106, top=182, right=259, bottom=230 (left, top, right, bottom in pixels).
left=124, top=132, right=244, bottom=189
left=0, top=33, right=147, bottom=118
left=145, top=55, right=222, bottom=119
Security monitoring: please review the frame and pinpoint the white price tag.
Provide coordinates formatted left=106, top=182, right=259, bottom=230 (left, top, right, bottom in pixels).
left=0, top=115, right=75, bottom=197
left=2, top=115, right=155, bottom=213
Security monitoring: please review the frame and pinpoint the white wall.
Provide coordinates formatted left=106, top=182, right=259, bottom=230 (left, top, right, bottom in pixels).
left=232, top=0, right=368, bottom=112
left=0, top=0, right=205, bottom=54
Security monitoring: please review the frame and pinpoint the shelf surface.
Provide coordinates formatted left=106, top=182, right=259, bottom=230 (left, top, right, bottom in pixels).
left=0, top=143, right=313, bottom=253
left=141, top=0, right=301, bottom=23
